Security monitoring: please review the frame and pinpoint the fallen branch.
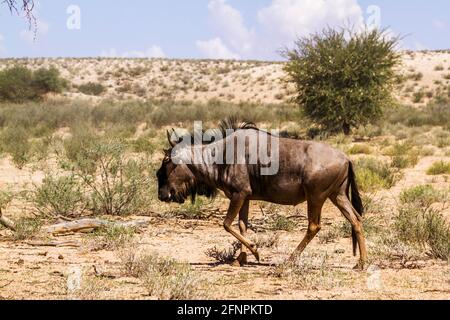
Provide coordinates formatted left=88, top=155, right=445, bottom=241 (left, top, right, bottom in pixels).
left=0, top=209, right=16, bottom=232
left=24, top=240, right=81, bottom=248
left=44, top=218, right=150, bottom=235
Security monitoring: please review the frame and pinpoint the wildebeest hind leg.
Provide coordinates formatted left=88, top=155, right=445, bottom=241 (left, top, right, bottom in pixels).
left=224, top=194, right=259, bottom=262
left=331, top=192, right=367, bottom=270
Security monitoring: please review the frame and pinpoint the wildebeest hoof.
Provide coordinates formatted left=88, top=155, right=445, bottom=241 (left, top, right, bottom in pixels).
left=252, top=250, right=260, bottom=262
left=353, top=261, right=367, bottom=271
left=231, top=252, right=248, bottom=267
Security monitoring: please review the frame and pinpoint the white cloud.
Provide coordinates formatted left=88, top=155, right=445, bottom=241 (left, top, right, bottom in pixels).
left=100, top=46, right=166, bottom=58
left=20, top=19, right=49, bottom=45
left=258, top=0, right=364, bottom=44
left=207, top=0, right=255, bottom=54
left=196, top=38, right=240, bottom=60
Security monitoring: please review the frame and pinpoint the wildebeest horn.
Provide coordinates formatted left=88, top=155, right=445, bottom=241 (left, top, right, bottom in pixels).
left=167, top=129, right=180, bottom=147
left=167, top=130, right=175, bottom=147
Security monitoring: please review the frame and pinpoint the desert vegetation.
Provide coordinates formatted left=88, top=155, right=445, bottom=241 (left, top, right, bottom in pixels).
left=0, top=49, right=449, bottom=299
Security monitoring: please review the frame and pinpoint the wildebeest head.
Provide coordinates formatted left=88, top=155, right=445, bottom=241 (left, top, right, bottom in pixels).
left=156, top=130, right=217, bottom=204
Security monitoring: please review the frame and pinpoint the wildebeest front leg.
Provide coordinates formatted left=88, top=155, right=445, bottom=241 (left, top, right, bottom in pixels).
left=231, top=199, right=249, bottom=267
left=224, top=194, right=259, bottom=262
left=288, top=199, right=324, bottom=262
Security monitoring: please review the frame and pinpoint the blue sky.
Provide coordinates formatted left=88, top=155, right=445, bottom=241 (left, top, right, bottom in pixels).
left=0, top=0, right=449, bottom=60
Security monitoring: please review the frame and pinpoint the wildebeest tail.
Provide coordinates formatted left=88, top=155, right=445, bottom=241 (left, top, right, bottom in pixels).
left=348, top=162, right=364, bottom=256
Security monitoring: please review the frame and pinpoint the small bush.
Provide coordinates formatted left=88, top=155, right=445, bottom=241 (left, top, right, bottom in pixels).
left=205, top=241, right=241, bottom=264
left=347, top=144, right=372, bottom=155
left=251, top=232, right=280, bottom=248
left=0, top=126, right=31, bottom=168
left=394, top=206, right=450, bottom=260
left=394, top=186, right=450, bottom=260
left=399, top=185, right=441, bottom=208
left=384, top=142, right=419, bottom=169
left=355, top=157, right=399, bottom=192
left=32, top=174, right=87, bottom=217
left=13, top=217, right=42, bottom=240
left=412, top=91, right=425, bottom=103
left=77, top=82, right=106, bottom=96
left=86, top=224, right=135, bottom=251
left=63, top=138, right=152, bottom=216
left=426, top=161, right=450, bottom=175
left=33, top=67, right=67, bottom=95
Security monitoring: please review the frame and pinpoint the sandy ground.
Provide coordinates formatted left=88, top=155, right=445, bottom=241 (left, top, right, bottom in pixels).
left=0, top=155, right=449, bottom=300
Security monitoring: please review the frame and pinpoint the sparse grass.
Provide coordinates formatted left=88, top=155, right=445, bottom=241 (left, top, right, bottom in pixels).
left=272, top=252, right=349, bottom=289
left=73, top=275, right=110, bottom=300
left=347, top=144, right=372, bottom=155
left=120, top=249, right=205, bottom=300
left=355, top=157, right=399, bottom=192
left=426, top=161, right=450, bottom=175
left=383, top=142, right=419, bottom=169
left=399, top=185, right=442, bottom=208
left=13, top=217, right=43, bottom=240
left=270, top=214, right=296, bottom=232
left=86, top=224, right=136, bottom=251
left=168, top=198, right=210, bottom=220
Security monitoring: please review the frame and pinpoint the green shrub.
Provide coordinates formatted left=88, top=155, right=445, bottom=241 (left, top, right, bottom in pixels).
left=13, top=217, right=42, bottom=240
left=394, top=206, right=450, bottom=260
left=0, top=65, right=67, bottom=102
left=270, top=215, right=296, bottom=232
left=355, top=157, right=399, bottom=192
left=400, top=185, right=441, bottom=208
left=77, top=82, right=106, bottom=96
left=412, top=91, right=425, bottom=103
left=32, top=173, right=87, bottom=217
left=383, top=142, right=419, bottom=169
left=0, top=66, right=38, bottom=102
left=284, top=27, right=400, bottom=134
left=426, top=161, right=450, bottom=175
left=64, top=138, right=152, bottom=216
left=33, top=67, right=67, bottom=95
left=86, top=224, right=135, bottom=250
left=0, top=126, right=31, bottom=168
left=347, top=144, right=372, bottom=155
left=385, top=102, right=450, bottom=128
left=394, top=186, right=450, bottom=260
